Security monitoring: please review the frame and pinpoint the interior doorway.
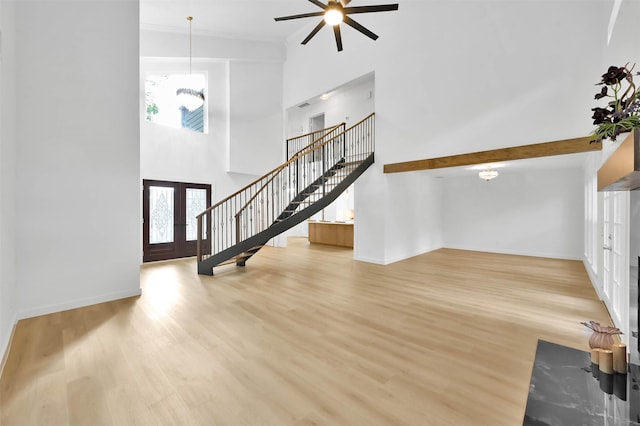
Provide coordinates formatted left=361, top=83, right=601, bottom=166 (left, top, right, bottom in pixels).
left=143, top=180, right=211, bottom=262
left=309, top=113, right=325, bottom=134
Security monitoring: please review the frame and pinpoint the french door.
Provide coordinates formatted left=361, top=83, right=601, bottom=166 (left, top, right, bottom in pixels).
left=602, top=190, right=630, bottom=340
left=143, top=180, right=211, bottom=262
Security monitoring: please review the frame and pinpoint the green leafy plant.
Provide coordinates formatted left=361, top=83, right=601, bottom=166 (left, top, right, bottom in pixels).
left=591, top=63, right=640, bottom=142
left=146, top=103, right=159, bottom=121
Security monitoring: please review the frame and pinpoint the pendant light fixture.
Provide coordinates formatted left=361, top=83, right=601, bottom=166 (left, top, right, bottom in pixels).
left=176, top=16, right=205, bottom=111
left=479, top=167, right=499, bottom=181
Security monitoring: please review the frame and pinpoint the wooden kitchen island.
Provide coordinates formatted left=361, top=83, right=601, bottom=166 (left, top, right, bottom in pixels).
left=308, top=220, right=354, bottom=248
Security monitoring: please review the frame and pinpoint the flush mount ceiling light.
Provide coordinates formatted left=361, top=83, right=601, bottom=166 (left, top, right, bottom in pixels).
left=176, top=16, right=205, bottom=112
left=275, top=0, right=399, bottom=52
left=479, top=167, right=499, bottom=181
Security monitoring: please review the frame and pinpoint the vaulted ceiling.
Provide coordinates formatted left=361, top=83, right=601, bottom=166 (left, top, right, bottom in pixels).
left=140, top=0, right=315, bottom=41
left=140, top=0, right=605, bottom=176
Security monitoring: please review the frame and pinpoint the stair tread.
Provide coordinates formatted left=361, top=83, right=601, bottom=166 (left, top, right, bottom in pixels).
left=215, top=258, right=241, bottom=267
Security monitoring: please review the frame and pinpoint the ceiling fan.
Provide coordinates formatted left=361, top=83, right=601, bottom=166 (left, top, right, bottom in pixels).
left=274, top=0, right=399, bottom=52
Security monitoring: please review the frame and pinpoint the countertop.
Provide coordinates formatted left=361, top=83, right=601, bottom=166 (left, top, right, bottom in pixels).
left=524, top=340, right=640, bottom=425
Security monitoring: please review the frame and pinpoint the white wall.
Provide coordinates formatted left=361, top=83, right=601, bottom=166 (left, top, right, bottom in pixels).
left=601, top=0, right=640, bottom=68
left=229, top=61, right=283, bottom=175
left=286, top=72, right=375, bottom=136
left=353, top=158, right=444, bottom=265
left=283, top=1, right=606, bottom=264
left=0, top=0, right=17, bottom=367
left=141, top=60, right=250, bottom=200
left=443, top=168, right=584, bottom=259
left=141, top=31, right=284, bottom=203
left=13, top=1, right=141, bottom=318
left=353, top=166, right=387, bottom=263
left=381, top=172, right=444, bottom=264
left=140, top=29, right=284, bottom=63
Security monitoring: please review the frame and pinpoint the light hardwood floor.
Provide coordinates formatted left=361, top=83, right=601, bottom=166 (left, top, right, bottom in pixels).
left=0, top=238, right=612, bottom=425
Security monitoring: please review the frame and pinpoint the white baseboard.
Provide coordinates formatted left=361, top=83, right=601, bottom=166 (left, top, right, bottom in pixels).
left=442, top=244, right=582, bottom=261
left=357, top=245, right=581, bottom=266
left=583, top=257, right=605, bottom=301
left=0, top=314, right=17, bottom=380
left=355, top=245, right=442, bottom=266
left=353, top=254, right=386, bottom=265
left=16, top=287, right=142, bottom=320
left=382, top=246, right=443, bottom=265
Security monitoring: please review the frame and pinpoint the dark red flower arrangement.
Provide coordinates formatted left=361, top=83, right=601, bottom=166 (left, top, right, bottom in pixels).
left=591, top=63, right=640, bottom=142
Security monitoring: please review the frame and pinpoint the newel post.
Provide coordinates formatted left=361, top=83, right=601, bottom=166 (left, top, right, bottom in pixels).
left=196, top=215, right=203, bottom=262
left=235, top=214, right=241, bottom=245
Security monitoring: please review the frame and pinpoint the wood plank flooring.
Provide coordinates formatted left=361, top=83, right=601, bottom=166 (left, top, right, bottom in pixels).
left=0, top=238, right=612, bottom=425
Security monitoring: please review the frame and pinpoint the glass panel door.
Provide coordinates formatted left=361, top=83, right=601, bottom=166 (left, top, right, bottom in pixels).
left=611, top=191, right=630, bottom=340
left=143, top=180, right=211, bottom=262
left=604, top=192, right=612, bottom=300
left=602, top=190, right=630, bottom=342
left=149, top=186, right=175, bottom=244
left=186, top=188, right=207, bottom=241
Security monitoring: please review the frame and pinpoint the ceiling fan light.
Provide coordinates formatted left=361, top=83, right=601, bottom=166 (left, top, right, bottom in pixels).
left=324, top=9, right=343, bottom=26
left=274, top=1, right=398, bottom=52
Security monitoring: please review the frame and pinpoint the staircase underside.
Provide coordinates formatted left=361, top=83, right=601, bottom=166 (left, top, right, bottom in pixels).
left=197, top=153, right=374, bottom=275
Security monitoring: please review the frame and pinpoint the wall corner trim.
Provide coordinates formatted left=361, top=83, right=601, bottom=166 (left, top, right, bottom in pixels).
left=0, top=314, right=18, bottom=381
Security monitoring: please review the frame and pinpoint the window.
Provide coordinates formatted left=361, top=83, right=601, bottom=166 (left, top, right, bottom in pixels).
left=144, top=74, right=207, bottom=133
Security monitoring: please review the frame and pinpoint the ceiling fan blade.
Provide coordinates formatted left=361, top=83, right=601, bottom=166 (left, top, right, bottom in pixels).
left=343, top=16, right=379, bottom=40
left=302, top=20, right=327, bottom=45
left=340, top=0, right=352, bottom=5
left=343, top=4, right=399, bottom=14
left=307, top=0, right=328, bottom=9
left=275, top=11, right=325, bottom=21
left=333, top=25, right=343, bottom=52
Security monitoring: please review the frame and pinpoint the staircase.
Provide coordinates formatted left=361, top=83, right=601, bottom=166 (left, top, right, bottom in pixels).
left=195, top=113, right=375, bottom=275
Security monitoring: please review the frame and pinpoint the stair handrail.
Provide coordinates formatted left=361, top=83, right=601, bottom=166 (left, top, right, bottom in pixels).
left=233, top=113, right=373, bottom=249
left=193, top=124, right=346, bottom=262
left=196, top=112, right=375, bottom=264
left=195, top=123, right=346, bottom=220
left=235, top=126, right=349, bottom=219
left=286, top=122, right=346, bottom=160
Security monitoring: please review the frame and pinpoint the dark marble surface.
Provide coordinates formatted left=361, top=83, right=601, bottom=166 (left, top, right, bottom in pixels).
left=524, top=340, right=640, bottom=426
